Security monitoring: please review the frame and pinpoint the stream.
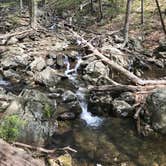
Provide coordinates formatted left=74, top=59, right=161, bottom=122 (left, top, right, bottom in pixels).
left=51, top=55, right=166, bottom=166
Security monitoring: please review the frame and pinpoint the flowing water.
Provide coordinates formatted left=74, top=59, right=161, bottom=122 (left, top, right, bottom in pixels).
left=51, top=55, right=166, bottom=166
left=64, top=55, right=103, bottom=127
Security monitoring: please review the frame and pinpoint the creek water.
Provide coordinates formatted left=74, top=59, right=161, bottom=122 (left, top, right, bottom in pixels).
left=51, top=55, right=166, bottom=165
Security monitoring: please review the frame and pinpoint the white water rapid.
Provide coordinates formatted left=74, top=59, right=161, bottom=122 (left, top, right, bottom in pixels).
left=64, top=55, right=103, bottom=127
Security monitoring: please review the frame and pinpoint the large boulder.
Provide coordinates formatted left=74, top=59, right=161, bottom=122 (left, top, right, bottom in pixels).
left=0, top=139, right=45, bottom=166
left=34, top=67, right=66, bottom=87
left=1, top=89, right=57, bottom=146
left=146, top=88, right=166, bottom=134
left=83, top=61, right=110, bottom=85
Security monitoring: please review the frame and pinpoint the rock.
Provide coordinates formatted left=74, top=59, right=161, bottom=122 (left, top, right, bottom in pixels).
left=30, top=57, right=46, bottom=72
left=53, top=41, right=69, bottom=51
left=83, top=61, right=109, bottom=85
left=146, top=88, right=166, bottom=134
left=85, top=61, right=109, bottom=77
left=119, top=92, right=135, bottom=105
left=7, top=36, right=18, bottom=45
left=34, top=67, right=65, bottom=87
left=57, top=112, right=76, bottom=121
left=62, top=90, right=77, bottom=102
left=112, top=99, right=133, bottom=117
left=1, top=56, right=18, bottom=69
left=14, top=54, right=31, bottom=67
left=0, top=139, right=45, bottom=166
left=101, top=45, right=128, bottom=67
left=49, top=154, right=72, bottom=166
left=88, top=93, right=112, bottom=115
left=3, top=69, right=21, bottom=83
left=1, top=89, right=57, bottom=146
left=46, top=58, right=54, bottom=67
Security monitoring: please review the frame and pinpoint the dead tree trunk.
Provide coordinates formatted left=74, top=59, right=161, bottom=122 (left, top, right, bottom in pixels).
left=123, top=0, right=132, bottom=47
left=155, top=0, right=166, bottom=35
left=29, top=0, right=38, bottom=29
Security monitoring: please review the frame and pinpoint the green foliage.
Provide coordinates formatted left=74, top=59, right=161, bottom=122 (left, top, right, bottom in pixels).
left=0, top=115, right=25, bottom=142
left=43, top=103, right=53, bottom=119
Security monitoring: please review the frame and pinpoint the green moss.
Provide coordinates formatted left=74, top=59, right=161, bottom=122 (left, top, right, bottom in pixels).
left=0, top=115, right=25, bottom=142
left=43, top=103, right=53, bottom=119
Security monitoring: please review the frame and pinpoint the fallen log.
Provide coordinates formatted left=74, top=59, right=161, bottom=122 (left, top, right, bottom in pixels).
left=12, top=142, right=77, bottom=154
left=69, top=29, right=166, bottom=86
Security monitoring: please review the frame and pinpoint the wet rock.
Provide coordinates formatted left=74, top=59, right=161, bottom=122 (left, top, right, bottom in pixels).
left=57, top=112, right=76, bottom=121
left=30, top=57, right=46, bottom=71
left=34, top=67, right=66, bottom=87
left=62, top=90, right=77, bottom=102
left=2, top=89, right=57, bottom=146
left=0, top=139, right=45, bottom=166
left=88, top=93, right=112, bottom=115
left=112, top=99, right=133, bottom=117
left=146, top=88, right=166, bottom=134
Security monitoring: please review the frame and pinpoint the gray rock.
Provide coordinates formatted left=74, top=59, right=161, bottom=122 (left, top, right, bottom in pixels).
left=112, top=99, right=133, bottom=117
left=34, top=67, right=65, bottom=87
left=56, top=54, right=64, bottom=67
left=2, top=89, right=57, bottom=146
left=3, top=69, right=21, bottom=83
left=146, top=88, right=166, bottom=134
left=1, top=57, right=18, bottom=69
left=30, top=57, right=46, bottom=71
left=7, top=37, right=18, bottom=45
left=119, top=92, right=135, bottom=105
left=88, top=93, right=112, bottom=115
left=62, top=90, right=77, bottom=102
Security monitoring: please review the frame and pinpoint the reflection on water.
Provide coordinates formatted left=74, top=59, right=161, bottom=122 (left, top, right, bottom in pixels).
left=51, top=118, right=166, bottom=166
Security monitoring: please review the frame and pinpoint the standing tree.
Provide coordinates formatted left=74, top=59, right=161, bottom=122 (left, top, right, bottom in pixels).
left=19, top=0, right=23, bottom=14
left=98, top=0, right=103, bottom=21
left=90, top=0, right=94, bottom=14
left=123, top=0, right=132, bottom=47
left=141, top=0, right=144, bottom=25
left=155, top=0, right=166, bottom=35
left=29, top=0, right=38, bottom=29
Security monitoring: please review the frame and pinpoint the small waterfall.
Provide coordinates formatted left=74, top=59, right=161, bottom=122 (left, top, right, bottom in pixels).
left=64, top=55, right=103, bottom=127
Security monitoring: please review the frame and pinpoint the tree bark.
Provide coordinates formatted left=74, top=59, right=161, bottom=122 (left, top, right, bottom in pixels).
left=155, top=0, right=166, bottom=35
left=19, top=0, right=23, bottom=14
left=123, top=0, right=132, bottom=46
left=141, top=0, right=144, bottom=25
left=98, top=0, right=103, bottom=21
left=29, top=0, right=38, bottom=29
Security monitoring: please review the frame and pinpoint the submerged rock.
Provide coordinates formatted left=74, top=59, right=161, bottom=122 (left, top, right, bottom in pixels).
left=146, top=88, right=166, bottom=134
left=1, top=89, right=57, bottom=146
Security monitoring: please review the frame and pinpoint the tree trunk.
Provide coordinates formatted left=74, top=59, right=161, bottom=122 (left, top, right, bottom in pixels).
left=19, top=0, right=23, bottom=14
left=98, top=0, right=103, bottom=21
left=141, top=0, right=144, bottom=25
left=90, top=0, right=94, bottom=14
left=29, top=0, right=38, bottom=29
left=155, top=0, right=166, bottom=35
left=123, top=0, right=132, bottom=46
